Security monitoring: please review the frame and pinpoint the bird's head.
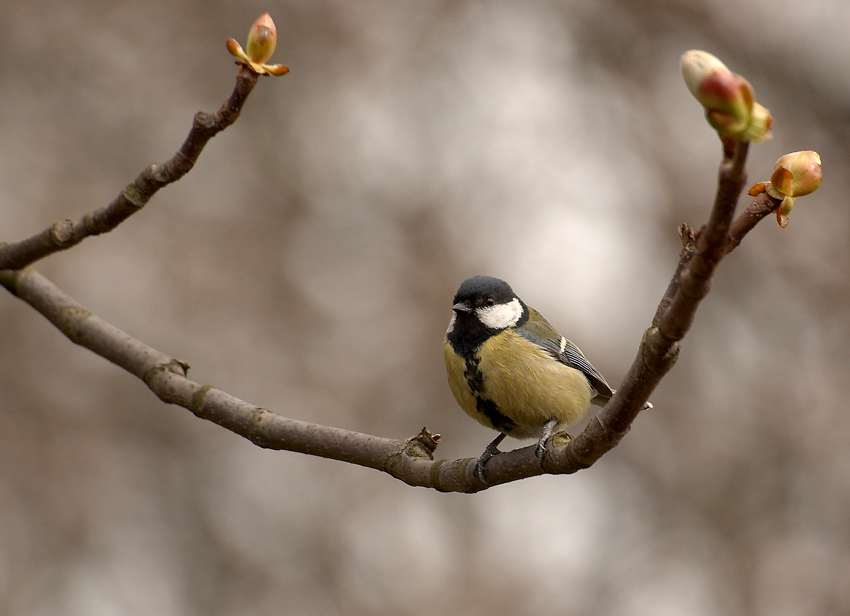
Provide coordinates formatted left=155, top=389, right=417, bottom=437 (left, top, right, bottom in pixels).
left=447, top=275, right=527, bottom=335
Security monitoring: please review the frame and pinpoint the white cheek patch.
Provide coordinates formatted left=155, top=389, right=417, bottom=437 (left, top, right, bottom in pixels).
left=477, top=298, right=523, bottom=330
left=446, top=312, right=457, bottom=334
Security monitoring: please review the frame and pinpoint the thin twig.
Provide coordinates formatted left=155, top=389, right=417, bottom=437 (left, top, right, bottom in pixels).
left=725, top=191, right=778, bottom=255
left=0, top=70, right=260, bottom=270
left=531, top=141, right=754, bottom=476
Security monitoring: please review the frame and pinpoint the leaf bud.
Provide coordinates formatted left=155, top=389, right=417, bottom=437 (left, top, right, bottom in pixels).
left=762, top=151, right=822, bottom=227
left=225, top=14, right=289, bottom=77
left=247, top=13, right=277, bottom=64
left=681, top=50, right=772, bottom=143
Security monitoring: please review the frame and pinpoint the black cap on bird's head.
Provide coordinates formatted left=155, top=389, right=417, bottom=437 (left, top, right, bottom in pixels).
left=452, top=276, right=517, bottom=309
left=447, top=276, right=529, bottom=353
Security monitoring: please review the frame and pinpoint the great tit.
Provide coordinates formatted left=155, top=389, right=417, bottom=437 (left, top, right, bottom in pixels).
left=443, top=275, right=614, bottom=479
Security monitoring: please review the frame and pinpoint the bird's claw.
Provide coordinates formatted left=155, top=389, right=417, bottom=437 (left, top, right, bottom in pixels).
left=535, top=439, right=548, bottom=459
left=475, top=456, right=494, bottom=484
left=475, top=433, right=507, bottom=484
left=535, top=419, right=559, bottom=459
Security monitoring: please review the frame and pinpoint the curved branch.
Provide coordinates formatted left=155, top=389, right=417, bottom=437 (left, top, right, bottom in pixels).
left=0, top=67, right=781, bottom=491
left=0, top=70, right=260, bottom=270
left=0, top=149, right=779, bottom=493
left=0, top=268, right=457, bottom=486
left=539, top=141, right=760, bottom=474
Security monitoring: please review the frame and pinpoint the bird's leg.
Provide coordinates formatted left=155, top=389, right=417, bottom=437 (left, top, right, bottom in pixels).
left=476, top=433, right=507, bottom=482
left=535, top=419, right=559, bottom=458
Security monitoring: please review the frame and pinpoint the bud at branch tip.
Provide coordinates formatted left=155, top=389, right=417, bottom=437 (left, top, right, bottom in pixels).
left=748, top=151, right=822, bottom=227
left=226, top=13, right=290, bottom=77
left=681, top=50, right=772, bottom=143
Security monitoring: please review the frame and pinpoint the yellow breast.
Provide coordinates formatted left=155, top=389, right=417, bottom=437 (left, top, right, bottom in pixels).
left=443, top=330, right=592, bottom=439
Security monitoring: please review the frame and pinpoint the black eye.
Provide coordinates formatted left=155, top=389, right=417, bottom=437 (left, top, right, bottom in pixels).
left=485, top=298, right=495, bottom=307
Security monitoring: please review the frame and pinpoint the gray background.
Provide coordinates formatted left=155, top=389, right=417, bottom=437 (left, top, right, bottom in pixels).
left=1, top=0, right=848, bottom=614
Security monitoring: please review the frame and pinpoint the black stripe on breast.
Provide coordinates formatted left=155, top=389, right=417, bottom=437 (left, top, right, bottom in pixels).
left=463, top=355, right=516, bottom=433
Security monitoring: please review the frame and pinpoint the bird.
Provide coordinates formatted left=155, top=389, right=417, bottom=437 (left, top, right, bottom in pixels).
left=443, top=275, right=614, bottom=480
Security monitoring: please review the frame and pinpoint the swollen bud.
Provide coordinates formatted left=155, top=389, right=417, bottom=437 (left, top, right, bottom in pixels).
left=680, top=50, right=772, bottom=143
left=768, top=151, right=822, bottom=227
left=226, top=13, right=289, bottom=77
left=767, top=151, right=822, bottom=199
left=749, top=151, right=822, bottom=227
left=247, top=13, right=277, bottom=64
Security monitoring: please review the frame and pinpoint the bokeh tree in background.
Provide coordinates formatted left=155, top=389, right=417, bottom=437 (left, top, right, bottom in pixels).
left=1, top=1, right=848, bottom=614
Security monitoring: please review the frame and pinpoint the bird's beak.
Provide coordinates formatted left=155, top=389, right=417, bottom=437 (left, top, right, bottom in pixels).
left=452, top=301, right=472, bottom=313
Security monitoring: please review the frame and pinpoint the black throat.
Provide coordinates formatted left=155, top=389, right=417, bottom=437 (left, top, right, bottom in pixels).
left=446, top=299, right=529, bottom=358
left=446, top=311, right=497, bottom=358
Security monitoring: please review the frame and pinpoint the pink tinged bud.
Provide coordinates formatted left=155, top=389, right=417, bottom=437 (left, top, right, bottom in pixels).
left=764, top=151, right=822, bottom=227
left=225, top=14, right=289, bottom=77
left=681, top=50, right=730, bottom=102
left=247, top=13, right=277, bottom=64
left=680, top=50, right=772, bottom=143
left=767, top=151, right=822, bottom=198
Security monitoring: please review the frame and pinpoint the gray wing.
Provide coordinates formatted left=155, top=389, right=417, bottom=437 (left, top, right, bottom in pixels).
left=517, top=327, right=614, bottom=402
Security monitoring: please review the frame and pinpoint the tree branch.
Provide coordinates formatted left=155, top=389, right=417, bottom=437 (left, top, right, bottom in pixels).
left=0, top=142, right=777, bottom=492
left=0, top=70, right=259, bottom=270
left=0, top=54, right=782, bottom=491
left=524, top=140, right=762, bottom=477
left=0, top=267, right=474, bottom=490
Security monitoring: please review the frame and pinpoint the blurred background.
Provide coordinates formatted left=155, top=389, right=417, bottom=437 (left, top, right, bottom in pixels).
left=1, top=0, right=849, bottom=614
